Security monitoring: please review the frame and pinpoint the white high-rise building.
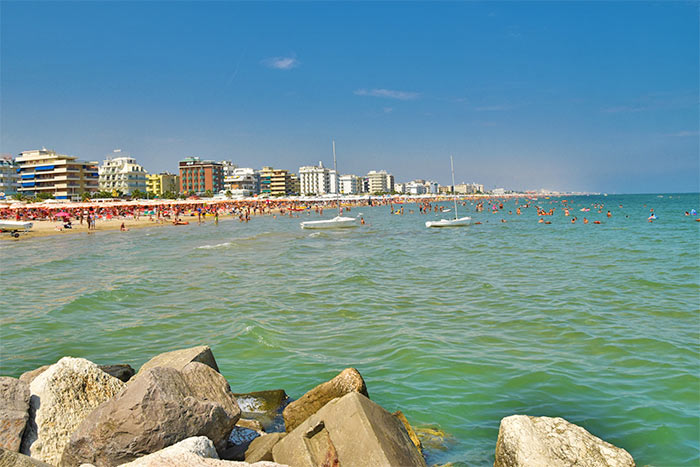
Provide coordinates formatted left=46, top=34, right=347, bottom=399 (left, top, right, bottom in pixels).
left=224, top=167, right=260, bottom=195
left=366, top=170, right=394, bottom=194
left=299, top=162, right=337, bottom=195
left=98, top=151, right=148, bottom=195
left=339, top=174, right=361, bottom=194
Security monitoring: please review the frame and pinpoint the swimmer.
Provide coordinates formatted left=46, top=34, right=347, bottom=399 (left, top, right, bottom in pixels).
left=583, top=218, right=589, bottom=224
left=607, top=211, right=612, bottom=218
left=594, top=221, right=601, bottom=224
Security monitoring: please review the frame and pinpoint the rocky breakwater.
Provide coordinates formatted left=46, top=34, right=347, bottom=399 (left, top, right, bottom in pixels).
left=0, top=344, right=636, bottom=466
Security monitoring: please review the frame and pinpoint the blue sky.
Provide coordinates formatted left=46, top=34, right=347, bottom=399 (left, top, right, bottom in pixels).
left=1, top=1, right=698, bottom=193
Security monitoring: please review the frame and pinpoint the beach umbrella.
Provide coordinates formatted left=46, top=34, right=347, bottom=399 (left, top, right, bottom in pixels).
left=55, top=211, right=71, bottom=217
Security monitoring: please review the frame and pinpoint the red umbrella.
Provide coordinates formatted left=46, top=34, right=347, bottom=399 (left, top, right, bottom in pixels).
left=55, top=212, right=70, bottom=217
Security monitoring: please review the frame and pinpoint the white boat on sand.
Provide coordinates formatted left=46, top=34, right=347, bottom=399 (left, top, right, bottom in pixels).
left=301, top=141, right=359, bottom=230
left=426, top=156, right=471, bottom=228
left=0, top=220, right=34, bottom=237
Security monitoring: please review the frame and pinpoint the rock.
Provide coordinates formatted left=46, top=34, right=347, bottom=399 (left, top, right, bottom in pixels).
left=20, top=357, right=125, bottom=465
left=234, top=390, right=289, bottom=415
left=98, top=364, right=135, bottom=382
left=0, top=447, right=52, bottom=466
left=273, top=392, right=425, bottom=467
left=494, top=415, right=635, bottom=467
left=238, top=419, right=265, bottom=432
left=118, top=436, right=218, bottom=466
left=282, top=368, right=368, bottom=432
left=234, top=390, right=288, bottom=432
left=0, top=377, right=30, bottom=452
left=119, top=435, right=287, bottom=467
left=18, top=366, right=50, bottom=385
left=62, top=364, right=240, bottom=466
left=245, top=433, right=286, bottom=463
left=394, top=411, right=422, bottom=452
left=135, top=345, right=219, bottom=378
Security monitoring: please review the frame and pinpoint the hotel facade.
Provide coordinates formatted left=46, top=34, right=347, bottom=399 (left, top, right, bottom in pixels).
left=98, top=155, right=148, bottom=195
left=16, top=149, right=99, bottom=200
left=179, top=157, right=224, bottom=194
left=146, top=173, right=180, bottom=197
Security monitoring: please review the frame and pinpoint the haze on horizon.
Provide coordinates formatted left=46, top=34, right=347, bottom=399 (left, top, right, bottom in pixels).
left=1, top=1, right=698, bottom=194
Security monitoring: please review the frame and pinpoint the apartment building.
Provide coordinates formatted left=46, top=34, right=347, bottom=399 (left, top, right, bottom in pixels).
left=16, top=149, right=98, bottom=200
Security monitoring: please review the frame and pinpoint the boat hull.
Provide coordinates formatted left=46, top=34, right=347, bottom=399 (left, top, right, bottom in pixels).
left=425, top=216, right=471, bottom=228
left=301, top=216, right=358, bottom=229
left=0, top=220, right=33, bottom=231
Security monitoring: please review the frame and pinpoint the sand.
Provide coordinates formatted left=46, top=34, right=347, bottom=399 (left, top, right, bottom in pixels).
left=1, top=214, right=242, bottom=241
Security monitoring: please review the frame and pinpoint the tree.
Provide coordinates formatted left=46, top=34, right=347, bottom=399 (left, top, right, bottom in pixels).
left=204, top=189, right=213, bottom=198
left=131, top=189, right=144, bottom=200
left=81, top=192, right=92, bottom=201
left=37, top=192, right=54, bottom=200
left=225, top=190, right=232, bottom=198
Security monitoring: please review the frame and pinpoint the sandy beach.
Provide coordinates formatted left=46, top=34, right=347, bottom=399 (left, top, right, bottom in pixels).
left=0, top=213, right=246, bottom=241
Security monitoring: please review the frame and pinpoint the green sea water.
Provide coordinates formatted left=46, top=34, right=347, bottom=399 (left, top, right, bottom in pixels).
left=1, top=193, right=699, bottom=466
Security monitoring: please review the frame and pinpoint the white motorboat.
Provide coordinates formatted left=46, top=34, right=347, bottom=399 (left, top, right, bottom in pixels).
left=301, top=141, right=360, bottom=230
left=426, top=155, right=471, bottom=228
left=0, top=220, right=33, bottom=237
left=301, top=216, right=358, bottom=229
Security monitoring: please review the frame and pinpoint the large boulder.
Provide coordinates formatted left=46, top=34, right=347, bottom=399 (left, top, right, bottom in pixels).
left=273, top=392, right=425, bottom=467
left=282, top=368, right=368, bottom=432
left=494, top=415, right=635, bottom=467
left=0, top=447, right=52, bottom=467
left=62, top=363, right=241, bottom=466
left=135, top=345, right=219, bottom=377
left=19, top=357, right=125, bottom=465
left=0, top=377, right=30, bottom=452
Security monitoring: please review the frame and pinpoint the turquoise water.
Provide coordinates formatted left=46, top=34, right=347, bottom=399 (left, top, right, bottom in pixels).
left=1, top=193, right=699, bottom=466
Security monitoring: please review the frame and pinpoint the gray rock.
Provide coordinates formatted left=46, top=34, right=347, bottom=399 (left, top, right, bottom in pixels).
left=273, top=392, right=425, bottom=467
left=18, top=366, right=50, bottom=385
left=135, top=345, right=219, bottom=378
left=98, top=364, right=135, bottom=383
left=494, top=415, right=635, bottom=467
left=0, top=377, right=30, bottom=452
left=62, top=364, right=240, bottom=466
left=20, top=357, right=125, bottom=466
left=245, top=433, right=286, bottom=463
left=282, top=368, right=368, bottom=432
left=0, top=447, right=52, bottom=467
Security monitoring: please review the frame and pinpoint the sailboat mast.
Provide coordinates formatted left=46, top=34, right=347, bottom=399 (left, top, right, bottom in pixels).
left=333, top=140, right=340, bottom=216
left=450, top=155, right=458, bottom=219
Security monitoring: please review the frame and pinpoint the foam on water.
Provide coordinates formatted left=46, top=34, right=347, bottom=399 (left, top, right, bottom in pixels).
left=1, top=193, right=699, bottom=465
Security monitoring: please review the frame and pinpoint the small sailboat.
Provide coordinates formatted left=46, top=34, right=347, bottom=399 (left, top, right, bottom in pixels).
left=301, top=141, right=358, bottom=230
left=426, top=156, right=471, bottom=228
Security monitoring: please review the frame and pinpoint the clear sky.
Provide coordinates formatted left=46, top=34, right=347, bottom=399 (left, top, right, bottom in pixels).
left=1, top=1, right=698, bottom=193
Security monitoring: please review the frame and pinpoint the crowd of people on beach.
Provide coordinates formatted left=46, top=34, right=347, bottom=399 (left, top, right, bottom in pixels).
left=1, top=195, right=698, bottom=238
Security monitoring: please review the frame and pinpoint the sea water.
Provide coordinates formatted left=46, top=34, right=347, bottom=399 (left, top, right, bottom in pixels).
left=1, top=193, right=699, bottom=465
